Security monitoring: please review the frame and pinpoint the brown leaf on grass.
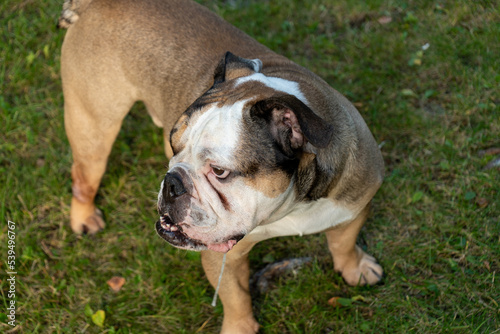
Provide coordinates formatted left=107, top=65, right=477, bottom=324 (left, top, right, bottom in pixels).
left=378, top=16, right=392, bottom=24
left=107, top=276, right=126, bottom=292
left=475, top=197, right=489, bottom=208
left=484, top=261, right=491, bottom=271
left=328, top=297, right=342, bottom=308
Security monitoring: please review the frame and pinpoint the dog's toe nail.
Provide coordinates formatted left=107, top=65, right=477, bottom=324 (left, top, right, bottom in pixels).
left=370, top=267, right=382, bottom=280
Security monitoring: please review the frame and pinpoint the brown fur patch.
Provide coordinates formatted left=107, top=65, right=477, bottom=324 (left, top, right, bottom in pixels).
left=225, top=67, right=255, bottom=81
left=244, top=170, right=290, bottom=198
left=298, top=152, right=316, bottom=169
left=71, top=164, right=96, bottom=203
left=170, top=114, right=190, bottom=154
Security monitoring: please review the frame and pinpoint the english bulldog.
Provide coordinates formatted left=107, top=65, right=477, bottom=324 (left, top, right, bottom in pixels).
left=59, top=0, right=384, bottom=332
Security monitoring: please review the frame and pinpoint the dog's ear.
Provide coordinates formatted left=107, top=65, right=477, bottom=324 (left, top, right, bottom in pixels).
left=251, top=94, right=334, bottom=155
left=213, top=51, right=262, bottom=84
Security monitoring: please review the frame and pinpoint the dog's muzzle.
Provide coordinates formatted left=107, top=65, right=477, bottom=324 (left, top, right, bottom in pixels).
left=155, top=170, right=245, bottom=252
left=156, top=171, right=205, bottom=249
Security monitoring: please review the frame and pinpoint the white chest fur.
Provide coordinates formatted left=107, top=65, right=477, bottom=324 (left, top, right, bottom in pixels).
left=246, top=198, right=358, bottom=243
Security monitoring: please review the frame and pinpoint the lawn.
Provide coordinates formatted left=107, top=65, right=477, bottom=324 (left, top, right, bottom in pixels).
left=1, top=0, right=498, bottom=333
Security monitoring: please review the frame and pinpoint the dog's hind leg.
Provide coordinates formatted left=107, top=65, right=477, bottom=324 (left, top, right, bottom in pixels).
left=324, top=204, right=383, bottom=286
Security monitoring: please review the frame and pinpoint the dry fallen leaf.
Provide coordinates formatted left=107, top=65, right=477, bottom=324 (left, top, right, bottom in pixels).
left=475, top=197, right=489, bottom=208
left=378, top=16, right=392, bottom=24
left=484, top=261, right=491, bottom=271
left=328, top=296, right=342, bottom=307
left=107, top=276, right=126, bottom=292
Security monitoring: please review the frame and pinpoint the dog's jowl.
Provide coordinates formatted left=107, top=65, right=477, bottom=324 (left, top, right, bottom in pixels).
left=59, top=0, right=384, bottom=332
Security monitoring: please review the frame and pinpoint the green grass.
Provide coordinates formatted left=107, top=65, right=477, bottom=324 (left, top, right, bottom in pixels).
left=1, top=0, right=499, bottom=333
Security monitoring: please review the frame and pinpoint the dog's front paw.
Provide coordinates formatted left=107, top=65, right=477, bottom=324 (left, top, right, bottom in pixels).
left=221, top=316, right=259, bottom=334
left=337, top=247, right=383, bottom=286
left=71, top=206, right=105, bottom=235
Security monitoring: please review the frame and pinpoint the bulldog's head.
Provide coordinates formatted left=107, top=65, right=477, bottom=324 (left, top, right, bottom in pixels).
left=156, top=52, right=334, bottom=252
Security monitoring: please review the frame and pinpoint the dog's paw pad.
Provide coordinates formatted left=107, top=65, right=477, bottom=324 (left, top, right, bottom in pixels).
left=341, top=253, right=383, bottom=286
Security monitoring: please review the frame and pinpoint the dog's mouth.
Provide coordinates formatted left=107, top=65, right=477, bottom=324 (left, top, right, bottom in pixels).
left=155, top=215, right=244, bottom=253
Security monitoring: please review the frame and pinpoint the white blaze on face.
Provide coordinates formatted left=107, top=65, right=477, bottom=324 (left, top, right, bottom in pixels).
left=169, top=99, right=247, bottom=170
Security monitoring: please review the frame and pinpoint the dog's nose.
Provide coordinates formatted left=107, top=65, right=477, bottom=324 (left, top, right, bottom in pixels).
left=163, top=172, right=187, bottom=202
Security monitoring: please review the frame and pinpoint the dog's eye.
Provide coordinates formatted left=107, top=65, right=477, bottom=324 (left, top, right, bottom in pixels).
left=211, top=166, right=230, bottom=179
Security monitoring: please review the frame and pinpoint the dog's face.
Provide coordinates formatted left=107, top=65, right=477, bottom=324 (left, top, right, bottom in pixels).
left=156, top=53, right=333, bottom=252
